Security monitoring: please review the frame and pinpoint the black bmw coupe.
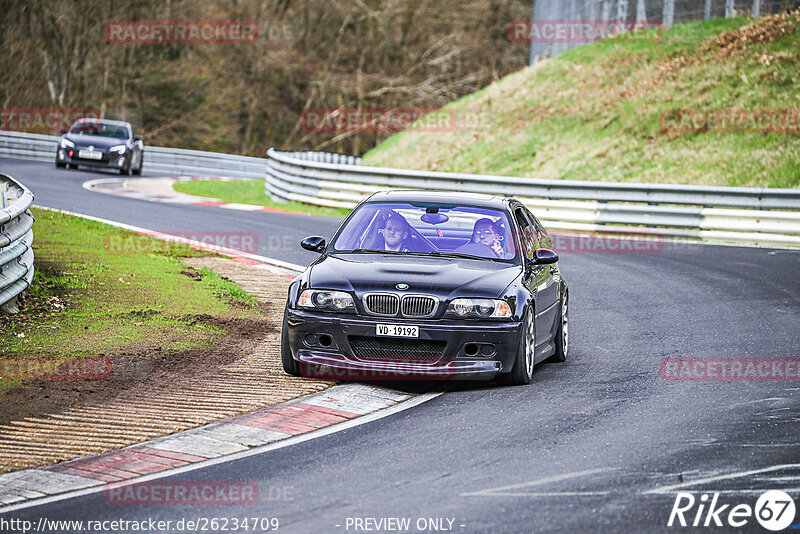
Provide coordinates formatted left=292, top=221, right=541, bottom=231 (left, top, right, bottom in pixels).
left=282, top=190, right=568, bottom=385
left=55, top=118, right=144, bottom=175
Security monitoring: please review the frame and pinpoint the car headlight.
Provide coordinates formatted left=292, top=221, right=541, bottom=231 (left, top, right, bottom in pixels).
left=60, top=138, right=74, bottom=148
left=447, top=298, right=512, bottom=319
left=298, top=290, right=355, bottom=312
left=109, top=145, right=127, bottom=154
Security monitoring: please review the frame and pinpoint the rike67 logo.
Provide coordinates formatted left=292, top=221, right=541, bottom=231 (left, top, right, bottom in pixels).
left=668, top=490, right=797, bottom=531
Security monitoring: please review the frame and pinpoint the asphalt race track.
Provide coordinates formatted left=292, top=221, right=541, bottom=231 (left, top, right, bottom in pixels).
left=4, top=157, right=800, bottom=533
left=0, top=158, right=333, bottom=267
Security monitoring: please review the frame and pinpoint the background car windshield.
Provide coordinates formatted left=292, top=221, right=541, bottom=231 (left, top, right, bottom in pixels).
left=332, top=202, right=518, bottom=261
left=69, top=121, right=129, bottom=139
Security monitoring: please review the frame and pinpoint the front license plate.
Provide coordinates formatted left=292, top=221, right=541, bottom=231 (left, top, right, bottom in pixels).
left=376, top=324, right=419, bottom=338
left=78, top=150, right=102, bottom=160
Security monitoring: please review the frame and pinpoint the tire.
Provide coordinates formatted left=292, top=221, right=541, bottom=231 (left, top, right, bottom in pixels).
left=55, top=161, right=66, bottom=169
left=119, top=165, right=132, bottom=176
left=281, top=307, right=301, bottom=376
left=500, top=307, right=535, bottom=386
left=549, top=290, right=569, bottom=363
left=132, top=154, right=143, bottom=175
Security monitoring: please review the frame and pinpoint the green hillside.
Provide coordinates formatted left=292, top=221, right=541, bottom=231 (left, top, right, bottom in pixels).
left=362, top=11, right=800, bottom=188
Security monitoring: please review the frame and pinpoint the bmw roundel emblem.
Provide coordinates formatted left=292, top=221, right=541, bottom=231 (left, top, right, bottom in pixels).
left=396, top=283, right=409, bottom=291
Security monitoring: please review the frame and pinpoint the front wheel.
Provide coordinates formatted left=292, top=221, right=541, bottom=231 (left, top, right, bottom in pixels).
left=132, top=154, right=143, bottom=175
left=500, top=308, right=535, bottom=386
left=55, top=161, right=66, bottom=169
left=281, top=307, right=301, bottom=376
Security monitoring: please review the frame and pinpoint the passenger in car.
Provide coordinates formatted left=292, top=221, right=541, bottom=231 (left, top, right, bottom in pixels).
left=455, top=218, right=504, bottom=258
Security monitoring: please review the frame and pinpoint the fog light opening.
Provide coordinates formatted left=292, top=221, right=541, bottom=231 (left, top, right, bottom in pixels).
left=58, top=150, right=65, bottom=160
left=118, top=157, right=126, bottom=167
left=318, top=334, right=333, bottom=347
left=464, top=343, right=479, bottom=357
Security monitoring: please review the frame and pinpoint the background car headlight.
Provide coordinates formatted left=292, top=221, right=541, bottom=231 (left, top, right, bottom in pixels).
left=447, top=298, right=512, bottom=319
left=298, top=290, right=355, bottom=312
left=60, top=138, right=74, bottom=148
left=109, top=145, right=127, bottom=153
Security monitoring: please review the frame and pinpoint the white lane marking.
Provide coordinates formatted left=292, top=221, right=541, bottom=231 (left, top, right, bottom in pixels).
left=738, top=397, right=787, bottom=405
left=0, top=391, right=443, bottom=514
left=643, top=464, right=800, bottom=495
left=469, top=491, right=610, bottom=497
left=739, top=443, right=800, bottom=447
left=33, top=205, right=305, bottom=273
left=460, top=467, right=617, bottom=497
left=461, top=488, right=611, bottom=499
left=81, top=177, right=129, bottom=191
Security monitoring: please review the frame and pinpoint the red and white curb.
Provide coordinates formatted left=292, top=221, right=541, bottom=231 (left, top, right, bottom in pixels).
left=0, top=384, right=440, bottom=512
left=82, top=176, right=309, bottom=216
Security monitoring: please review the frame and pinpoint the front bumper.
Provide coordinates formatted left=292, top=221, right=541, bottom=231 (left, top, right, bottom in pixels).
left=56, top=147, right=128, bottom=169
left=287, top=308, right=521, bottom=381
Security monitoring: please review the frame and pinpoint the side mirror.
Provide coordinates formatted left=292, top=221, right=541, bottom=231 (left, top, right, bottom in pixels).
left=301, top=236, right=326, bottom=253
left=60, top=128, right=68, bottom=134
left=133, top=134, right=142, bottom=141
left=532, top=248, right=559, bottom=265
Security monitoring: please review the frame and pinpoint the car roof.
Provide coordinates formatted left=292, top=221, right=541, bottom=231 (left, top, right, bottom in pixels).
left=75, top=118, right=132, bottom=128
left=365, top=190, right=512, bottom=209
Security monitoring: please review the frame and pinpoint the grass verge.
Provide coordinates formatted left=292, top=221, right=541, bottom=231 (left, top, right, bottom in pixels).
left=362, top=11, right=800, bottom=188
left=0, top=208, right=265, bottom=396
left=173, top=178, right=351, bottom=217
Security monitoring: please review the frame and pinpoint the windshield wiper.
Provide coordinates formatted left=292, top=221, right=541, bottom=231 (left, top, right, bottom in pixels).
left=412, top=251, right=507, bottom=263
left=334, top=249, right=403, bottom=255
left=333, top=249, right=507, bottom=262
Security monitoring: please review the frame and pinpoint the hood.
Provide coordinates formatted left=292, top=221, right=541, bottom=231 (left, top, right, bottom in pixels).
left=64, top=134, right=126, bottom=149
left=309, top=253, right=521, bottom=300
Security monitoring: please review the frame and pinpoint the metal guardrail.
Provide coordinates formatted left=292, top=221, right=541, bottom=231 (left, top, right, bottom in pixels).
left=0, top=174, right=35, bottom=314
left=2, top=130, right=798, bottom=248
left=266, top=148, right=800, bottom=247
left=0, top=130, right=266, bottom=179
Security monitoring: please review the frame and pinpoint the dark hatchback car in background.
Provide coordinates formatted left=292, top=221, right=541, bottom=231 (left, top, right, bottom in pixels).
left=282, top=191, right=569, bottom=385
left=55, top=118, right=143, bottom=175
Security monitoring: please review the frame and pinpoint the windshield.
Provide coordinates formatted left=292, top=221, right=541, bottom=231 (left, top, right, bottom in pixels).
left=331, top=201, right=519, bottom=262
left=69, top=120, right=130, bottom=140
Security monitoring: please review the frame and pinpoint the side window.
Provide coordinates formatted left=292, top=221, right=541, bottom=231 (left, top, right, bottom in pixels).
left=514, top=208, right=538, bottom=260
left=525, top=207, right=552, bottom=249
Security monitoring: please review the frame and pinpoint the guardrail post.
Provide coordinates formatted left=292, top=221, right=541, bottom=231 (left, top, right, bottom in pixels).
left=0, top=294, right=21, bottom=314
left=725, top=0, right=735, bottom=18
left=752, top=0, right=761, bottom=17
left=662, top=0, right=674, bottom=28
left=704, top=0, right=712, bottom=19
